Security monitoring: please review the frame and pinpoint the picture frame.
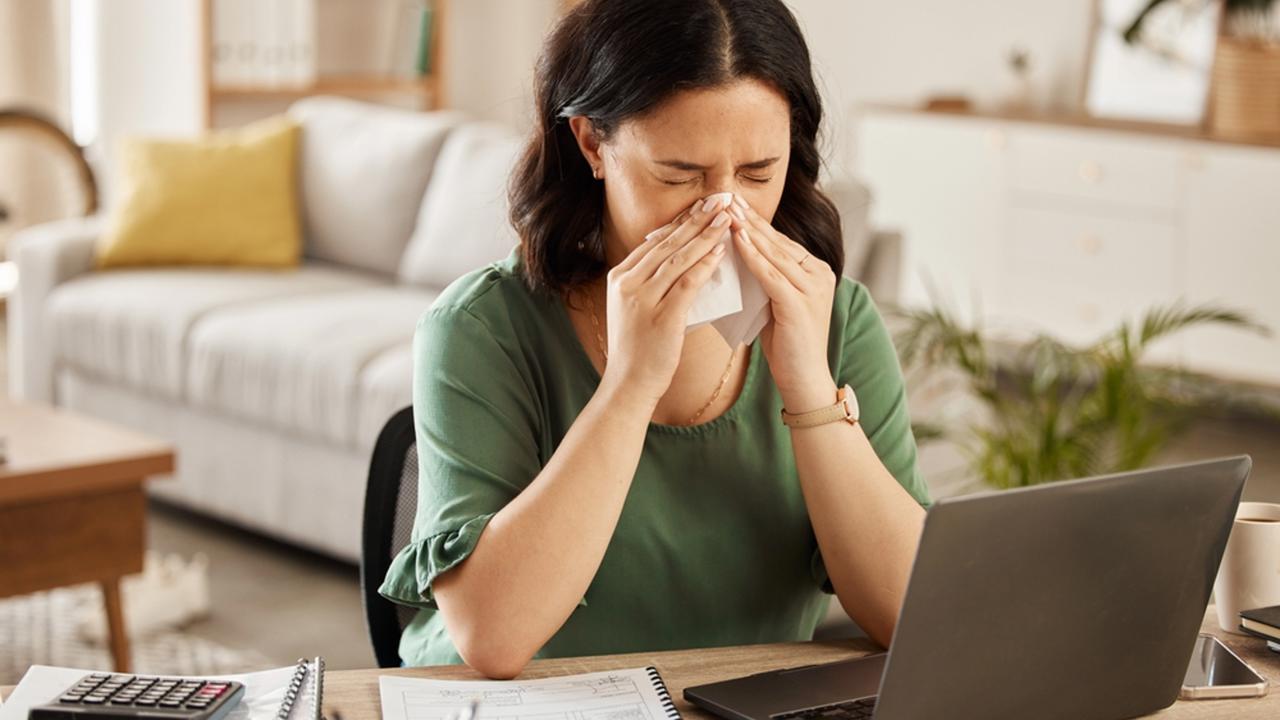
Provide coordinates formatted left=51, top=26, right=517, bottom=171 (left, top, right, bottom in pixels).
left=1082, top=0, right=1224, bottom=126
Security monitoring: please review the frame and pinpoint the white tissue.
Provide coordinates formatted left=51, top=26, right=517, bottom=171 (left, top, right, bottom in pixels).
left=684, top=192, right=773, bottom=347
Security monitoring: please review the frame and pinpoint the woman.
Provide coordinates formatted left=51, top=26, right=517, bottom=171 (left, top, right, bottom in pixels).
left=379, top=0, right=931, bottom=678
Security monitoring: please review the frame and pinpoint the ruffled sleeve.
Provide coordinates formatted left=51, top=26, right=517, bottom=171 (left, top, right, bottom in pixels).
left=377, top=302, right=587, bottom=610
left=810, top=279, right=933, bottom=593
left=379, top=514, right=498, bottom=609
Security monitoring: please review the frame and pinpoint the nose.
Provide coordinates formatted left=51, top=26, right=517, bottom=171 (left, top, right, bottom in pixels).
left=706, top=169, right=738, bottom=196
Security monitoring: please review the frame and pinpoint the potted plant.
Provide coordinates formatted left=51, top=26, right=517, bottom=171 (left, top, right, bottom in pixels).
left=893, top=300, right=1274, bottom=489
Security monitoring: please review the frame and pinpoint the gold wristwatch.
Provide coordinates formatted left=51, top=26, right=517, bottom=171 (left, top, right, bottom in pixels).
left=780, top=384, right=860, bottom=428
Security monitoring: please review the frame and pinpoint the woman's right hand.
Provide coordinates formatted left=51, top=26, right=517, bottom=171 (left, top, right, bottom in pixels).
left=598, top=192, right=736, bottom=404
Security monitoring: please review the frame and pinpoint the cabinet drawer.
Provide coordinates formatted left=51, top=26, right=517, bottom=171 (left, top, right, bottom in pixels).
left=994, top=206, right=1181, bottom=348
left=1005, top=206, right=1178, bottom=292
left=1008, top=127, right=1182, bottom=213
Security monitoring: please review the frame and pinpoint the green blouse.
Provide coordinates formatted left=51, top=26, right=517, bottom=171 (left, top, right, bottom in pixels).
left=378, top=245, right=931, bottom=667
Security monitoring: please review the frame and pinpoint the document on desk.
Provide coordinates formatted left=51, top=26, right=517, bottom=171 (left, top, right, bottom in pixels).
left=379, top=666, right=682, bottom=720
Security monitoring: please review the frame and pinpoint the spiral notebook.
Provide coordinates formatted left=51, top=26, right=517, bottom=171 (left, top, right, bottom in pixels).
left=379, top=666, right=681, bottom=720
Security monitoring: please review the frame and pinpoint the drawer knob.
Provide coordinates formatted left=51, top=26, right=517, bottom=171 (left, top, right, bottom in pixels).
left=1078, top=159, right=1104, bottom=184
left=1077, top=234, right=1103, bottom=255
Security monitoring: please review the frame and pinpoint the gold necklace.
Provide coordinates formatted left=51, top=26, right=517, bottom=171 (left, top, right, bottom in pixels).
left=583, top=285, right=736, bottom=426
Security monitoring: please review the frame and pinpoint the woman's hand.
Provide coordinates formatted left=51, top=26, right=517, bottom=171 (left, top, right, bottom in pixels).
left=599, top=193, right=736, bottom=405
left=728, top=194, right=838, bottom=411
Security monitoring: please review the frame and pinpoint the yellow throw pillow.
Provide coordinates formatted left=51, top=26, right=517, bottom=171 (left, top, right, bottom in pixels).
left=97, top=115, right=302, bottom=269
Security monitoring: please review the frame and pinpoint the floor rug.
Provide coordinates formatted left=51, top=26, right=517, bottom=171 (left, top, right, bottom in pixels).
left=0, top=583, right=275, bottom=686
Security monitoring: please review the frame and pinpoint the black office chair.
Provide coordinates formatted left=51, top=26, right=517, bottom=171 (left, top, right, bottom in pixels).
left=361, top=406, right=421, bottom=668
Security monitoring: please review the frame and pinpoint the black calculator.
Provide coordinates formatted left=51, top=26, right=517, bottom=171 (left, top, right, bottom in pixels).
left=28, top=673, right=245, bottom=720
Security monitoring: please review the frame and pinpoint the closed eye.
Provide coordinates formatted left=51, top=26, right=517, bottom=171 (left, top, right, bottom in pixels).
left=660, top=175, right=773, bottom=186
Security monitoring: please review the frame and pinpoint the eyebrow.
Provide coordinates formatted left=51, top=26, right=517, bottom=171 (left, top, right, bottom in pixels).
left=653, top=156, right=781, bottom=171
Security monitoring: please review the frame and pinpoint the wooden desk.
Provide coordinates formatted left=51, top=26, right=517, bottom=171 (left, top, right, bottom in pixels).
left=324, top=609, right=1280, bottom=720
left=0, top=616, right=1277, bottom=716
left=0, top=400, right=174, bottom=673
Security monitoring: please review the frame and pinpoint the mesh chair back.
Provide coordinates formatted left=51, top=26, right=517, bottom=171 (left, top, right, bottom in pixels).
left=361, top=406, right=422, bottom=668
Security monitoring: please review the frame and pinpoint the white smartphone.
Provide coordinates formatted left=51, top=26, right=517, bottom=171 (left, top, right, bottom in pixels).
left=1180, top=633, right=1269, bottom=700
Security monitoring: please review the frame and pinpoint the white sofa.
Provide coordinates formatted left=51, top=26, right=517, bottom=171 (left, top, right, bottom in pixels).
left=8, top=96, right=904, bottom=564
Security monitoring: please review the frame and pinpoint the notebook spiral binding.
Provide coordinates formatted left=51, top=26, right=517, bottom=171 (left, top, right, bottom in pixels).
left=275, top=656, right=326, bottom=720
left=275, top=659, right=310, bottom=720
left=644, top=666, right=682, bottom=720
left=310, top=656, right=325, bottom=720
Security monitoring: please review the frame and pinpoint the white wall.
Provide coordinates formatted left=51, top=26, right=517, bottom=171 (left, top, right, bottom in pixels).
left=433, top=0, right=1095, bottom=176
left=440, top=0, right=562, bottom=131
left=789, top=0, right=1092, bottom=173
left=74, top=0, right=1097, bottom=191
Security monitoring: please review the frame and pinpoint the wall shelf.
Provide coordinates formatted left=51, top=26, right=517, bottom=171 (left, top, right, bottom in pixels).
left=210, top=74, right=439, bottom=100
left=198, top=0, right=448, bottom=128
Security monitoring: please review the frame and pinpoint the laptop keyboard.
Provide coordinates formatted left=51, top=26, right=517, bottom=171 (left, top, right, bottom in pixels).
left=773, top=697, right=878, bottom=720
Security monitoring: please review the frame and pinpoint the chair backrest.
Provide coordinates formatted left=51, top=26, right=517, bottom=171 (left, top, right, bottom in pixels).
left=361, top=405, right=421, bottom=668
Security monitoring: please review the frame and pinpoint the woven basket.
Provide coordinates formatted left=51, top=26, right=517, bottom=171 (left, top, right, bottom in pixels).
left=1209, top=36, right=1280, bottom=138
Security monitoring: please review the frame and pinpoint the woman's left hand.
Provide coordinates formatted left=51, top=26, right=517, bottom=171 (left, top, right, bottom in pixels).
left=728, top=194, right=838, bottom=411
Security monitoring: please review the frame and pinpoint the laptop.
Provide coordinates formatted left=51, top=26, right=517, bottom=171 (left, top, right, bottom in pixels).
left=684, top=456, right=1251, bottom=720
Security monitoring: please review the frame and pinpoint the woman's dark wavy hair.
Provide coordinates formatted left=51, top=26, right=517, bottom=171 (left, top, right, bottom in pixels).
left=508, top=0, right=842, bottom=302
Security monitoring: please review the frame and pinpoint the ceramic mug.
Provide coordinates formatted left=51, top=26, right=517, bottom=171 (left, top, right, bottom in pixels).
left=1214, top=501, right=1280, bottom=633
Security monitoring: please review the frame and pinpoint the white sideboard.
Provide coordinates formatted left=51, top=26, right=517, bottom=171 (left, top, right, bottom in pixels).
left=855, top=106, right=1280, bottom=387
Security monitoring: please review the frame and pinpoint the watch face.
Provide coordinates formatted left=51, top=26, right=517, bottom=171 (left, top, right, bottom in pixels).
left=841, top=384, right=859, bottom=422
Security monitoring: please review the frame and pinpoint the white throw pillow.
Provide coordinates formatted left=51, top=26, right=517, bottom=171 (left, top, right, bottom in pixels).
left=289, top=96, right=465, bottom=276
left=397, top=122, right=525, bottom=289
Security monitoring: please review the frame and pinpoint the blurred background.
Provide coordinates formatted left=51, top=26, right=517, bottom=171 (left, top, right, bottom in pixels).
left=1, top=0, right=1279, bottom=681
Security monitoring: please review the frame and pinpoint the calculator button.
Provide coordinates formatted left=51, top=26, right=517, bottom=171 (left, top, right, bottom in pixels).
left=81, top=697, right=106, bottom=705
left=135, top=697, right=158, bottom=706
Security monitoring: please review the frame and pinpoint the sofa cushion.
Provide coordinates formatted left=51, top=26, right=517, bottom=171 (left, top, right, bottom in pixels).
left=97, top=115, right=303, bottom=269
left=355, top=342, right=414, bottom=451
left=398, top=122, right=524, bottom=288
left=289, top=96, right=465, bottom=276
left=48, top=264, right=380, bottom=400
left=184, top=287, right=436, bottom=448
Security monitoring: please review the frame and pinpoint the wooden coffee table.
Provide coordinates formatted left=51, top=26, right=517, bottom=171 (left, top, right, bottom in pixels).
left=0, top=400, right=174, bottom=672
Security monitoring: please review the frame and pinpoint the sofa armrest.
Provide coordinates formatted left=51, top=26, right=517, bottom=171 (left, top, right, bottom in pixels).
left=859, top=229, right=902, bottom=306
left=6, top=215, right=102, bottom=402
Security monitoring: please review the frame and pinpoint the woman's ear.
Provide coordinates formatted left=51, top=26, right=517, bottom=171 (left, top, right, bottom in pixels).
left=567, top=116, right=605, bottom=178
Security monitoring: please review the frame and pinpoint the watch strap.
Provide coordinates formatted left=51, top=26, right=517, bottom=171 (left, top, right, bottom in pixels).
left=780, top=384, right=858, bottom=428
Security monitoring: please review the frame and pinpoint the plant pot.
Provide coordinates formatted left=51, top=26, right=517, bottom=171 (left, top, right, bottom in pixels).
left=1209, top=36, right=1280, bottom=139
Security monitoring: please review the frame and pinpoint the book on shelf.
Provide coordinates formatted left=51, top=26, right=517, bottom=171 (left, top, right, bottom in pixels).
left=415, top=4, right=434, bottom=76
left=212, top=0, right=317, bottom=88
left=385, top=1, right=435, bottom=80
